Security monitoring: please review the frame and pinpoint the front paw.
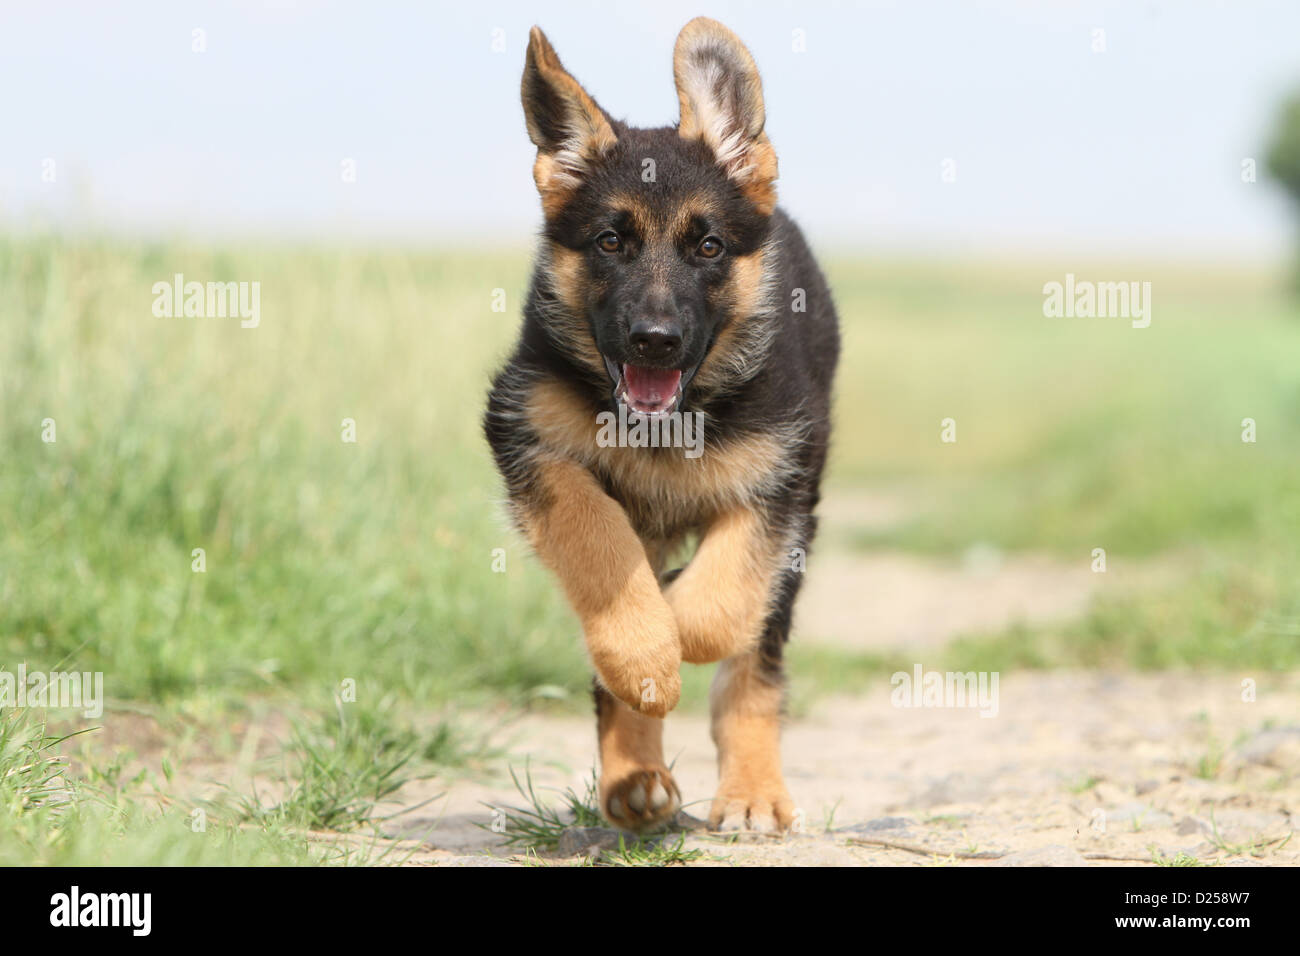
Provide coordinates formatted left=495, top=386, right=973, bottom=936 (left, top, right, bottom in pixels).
left=601, top=766, right=682, bottom=831
left=709, top=779, right=795, bottom=833
left=587, top=601, right=682, bottom=718
left=663, top=570, right=756, bottom=665
left=593, top=649, right=681, bottom=719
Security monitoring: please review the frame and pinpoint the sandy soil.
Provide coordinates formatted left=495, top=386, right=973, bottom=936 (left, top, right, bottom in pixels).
left=377, top=670, right=1298, bottom=866
left=371, top=489, right=1297, bottom=867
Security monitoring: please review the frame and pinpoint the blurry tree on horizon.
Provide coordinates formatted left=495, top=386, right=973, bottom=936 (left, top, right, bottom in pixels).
left=1267, top=88, right=1300, bottom=290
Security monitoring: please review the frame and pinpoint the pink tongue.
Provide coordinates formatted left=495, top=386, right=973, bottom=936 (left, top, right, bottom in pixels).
left=623, top=365, right=682, bottom=407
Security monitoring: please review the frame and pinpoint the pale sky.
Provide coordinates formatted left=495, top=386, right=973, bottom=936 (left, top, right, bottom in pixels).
left=3, top=0, right=1299, bottom=257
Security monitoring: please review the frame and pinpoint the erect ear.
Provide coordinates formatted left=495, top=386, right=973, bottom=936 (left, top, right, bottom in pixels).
left=674, top=17, right=778, bottom=215
left=521, top=26, right=618, bottom=214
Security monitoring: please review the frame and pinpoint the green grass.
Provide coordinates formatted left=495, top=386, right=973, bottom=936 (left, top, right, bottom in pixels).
left=0, top=700, right=481, bottom=864
left=492, top=762, right=703, bottom=866
left=490, top=761, right=604, bottom=852
left=1151, top=849, right=1205, bottom=867
left=1065, top=773, right=1101, bottom=794
left=0, top=707, right=80, bottom=814
left=819, top=258, right=1299, bottom=673
left=829, top=259, right=1300, bottom=555
left=822, top=258, right=1300, bottom=671
left=230, top=697, right=468, bottom=831
left=0, top=707, right=325, bottom=865
left=1, top=236, right=584, bottom=708
left=1206, top=809, right=1293, bottom=859
left=602, top=832, right=706, bottom=867
left=6, top=240, right=1296, bottom=707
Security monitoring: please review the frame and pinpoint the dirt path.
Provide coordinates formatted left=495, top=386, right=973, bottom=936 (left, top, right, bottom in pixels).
left=376, top=673, right=1296, bottom=867
left=366, top=493, right=1297, bottom=866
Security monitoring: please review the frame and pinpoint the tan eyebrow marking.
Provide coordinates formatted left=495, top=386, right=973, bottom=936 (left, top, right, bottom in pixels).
left=605, top=191, right=724, bottom=245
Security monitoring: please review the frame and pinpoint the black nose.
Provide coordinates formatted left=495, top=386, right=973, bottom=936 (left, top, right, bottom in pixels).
left=629, top=320, right=682, bottom=363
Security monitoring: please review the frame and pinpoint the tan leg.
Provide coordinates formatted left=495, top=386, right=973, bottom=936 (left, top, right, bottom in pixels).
left=522, top=457, right=681, bottom=717
left=595, top=685, right=682, bottom=830
left=709, top=650, right=794, bottom=832
left=663, top=504, right=778, bottom=664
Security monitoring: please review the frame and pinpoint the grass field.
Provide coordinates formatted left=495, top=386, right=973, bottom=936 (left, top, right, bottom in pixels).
left=2, top=236, right=1297, bottom=863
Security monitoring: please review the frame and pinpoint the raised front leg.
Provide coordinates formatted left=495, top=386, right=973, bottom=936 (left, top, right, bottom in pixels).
left=662, top=504, right=782, bottom=664
left=520, top=457, right=682, bottom=717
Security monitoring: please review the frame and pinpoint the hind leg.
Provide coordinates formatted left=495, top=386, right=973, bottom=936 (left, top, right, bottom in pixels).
left=708, top=644, right=795, bottom=832
left=595, top=682, right=682, bottom=831
left=670, top=503, right=807, bottom=831
left=706, top=528, right=807, bottom=832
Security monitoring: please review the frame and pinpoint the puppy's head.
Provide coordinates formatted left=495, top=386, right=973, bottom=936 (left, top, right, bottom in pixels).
left=522, top=18, right=777, bottom=416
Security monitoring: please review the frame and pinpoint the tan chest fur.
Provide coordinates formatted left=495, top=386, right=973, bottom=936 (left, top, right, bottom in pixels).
left=526, top=379, right=787, bottom=535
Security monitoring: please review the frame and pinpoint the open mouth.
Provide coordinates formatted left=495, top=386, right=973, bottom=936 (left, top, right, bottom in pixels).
left=603, top=357, right=685, bottom=417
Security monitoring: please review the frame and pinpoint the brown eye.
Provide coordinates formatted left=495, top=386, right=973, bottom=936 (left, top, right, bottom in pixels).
left=698, top=236, right=723, bottom=259
left=597, top=231, right=622, bottom=253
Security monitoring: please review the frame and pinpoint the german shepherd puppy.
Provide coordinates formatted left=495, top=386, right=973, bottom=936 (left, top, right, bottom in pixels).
left=484, top=17, right=839, bottom=832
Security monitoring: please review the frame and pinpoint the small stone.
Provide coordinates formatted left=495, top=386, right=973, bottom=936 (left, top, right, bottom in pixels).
left=435, top=855, right=516, bottom=867
left=676, top=811, right=710, bottom=831
left=842, top=816, right=916, bottom=835
left=556, top=826, right=624, bottom=857
left=1238, top=728, right=1300, bottom=768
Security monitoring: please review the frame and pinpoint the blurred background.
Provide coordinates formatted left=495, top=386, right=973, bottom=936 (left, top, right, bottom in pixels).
left=5, top=0, right=1300, bottom=255
left=2, top=1, right=1299, bottom=864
